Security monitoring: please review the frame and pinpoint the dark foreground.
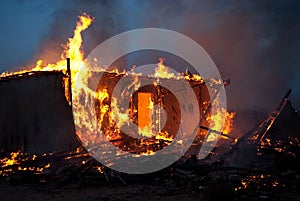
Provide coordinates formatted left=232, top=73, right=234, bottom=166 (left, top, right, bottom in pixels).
left=0, top=158, right=299, bottom=201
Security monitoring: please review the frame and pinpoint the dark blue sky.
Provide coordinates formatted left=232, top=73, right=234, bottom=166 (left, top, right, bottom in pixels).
left=0, top=0, right=300, bottom=111
left=0, top=0, right=64, bottom=69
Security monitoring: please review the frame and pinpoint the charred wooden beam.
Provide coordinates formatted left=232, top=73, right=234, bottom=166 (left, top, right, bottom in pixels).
left=199, top=125, right=236, bottom=140
left=259, top=89, right=292, bottom=142
left=275, top=89, right=292, bottom=112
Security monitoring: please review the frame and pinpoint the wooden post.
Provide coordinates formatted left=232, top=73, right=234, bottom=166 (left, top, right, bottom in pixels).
left=67, top=58, right=72, bottom=105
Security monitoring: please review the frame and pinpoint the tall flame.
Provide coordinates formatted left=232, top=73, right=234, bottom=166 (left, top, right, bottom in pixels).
left=31, top=13, right=93, bottom=73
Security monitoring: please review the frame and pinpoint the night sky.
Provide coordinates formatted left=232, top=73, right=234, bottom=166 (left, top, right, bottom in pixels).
left=0, top=0, right=300, bottom=112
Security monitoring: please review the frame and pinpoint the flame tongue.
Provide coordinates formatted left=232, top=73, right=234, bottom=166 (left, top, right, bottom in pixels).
left=1, top=13, right=93, bottom=76
left=64, top=14, right=93, bottom=64
left=31, top=13, right=93, bottom=73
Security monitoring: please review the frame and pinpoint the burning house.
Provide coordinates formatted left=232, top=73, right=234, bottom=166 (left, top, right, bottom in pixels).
left=0, top=12, right=233, bottom=162
left=0, top=12, right=235, bottom=174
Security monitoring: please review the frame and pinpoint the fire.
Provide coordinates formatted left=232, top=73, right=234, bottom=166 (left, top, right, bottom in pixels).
left=223, top=111, right=236, bottom=134
left=64, top=14, right=93, bottom=62
left=0, top=151, right=20, bottom=168
left=206, top=95, right=236, bottom=142
left=154, top=58, right=176, bottom=79
left=110, top=97, right=130, bottom=129
left=30, top=13, right=93, bottom=72
left=0, top=151, right=52, bottom=176
left=138, top=93, right=154, bottom=137
left=95, top=88, right=110, bottom=126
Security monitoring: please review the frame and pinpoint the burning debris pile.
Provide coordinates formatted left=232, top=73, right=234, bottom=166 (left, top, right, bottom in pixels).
left=205, top=90, right=300, bottom=200
left=222, top=89, right=300, bottom=171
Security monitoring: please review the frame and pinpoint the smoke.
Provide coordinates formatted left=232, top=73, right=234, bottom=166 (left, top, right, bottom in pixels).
left=4, top=0, right=300, bottom=111
left=131, top=0, right=300, bottom=111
